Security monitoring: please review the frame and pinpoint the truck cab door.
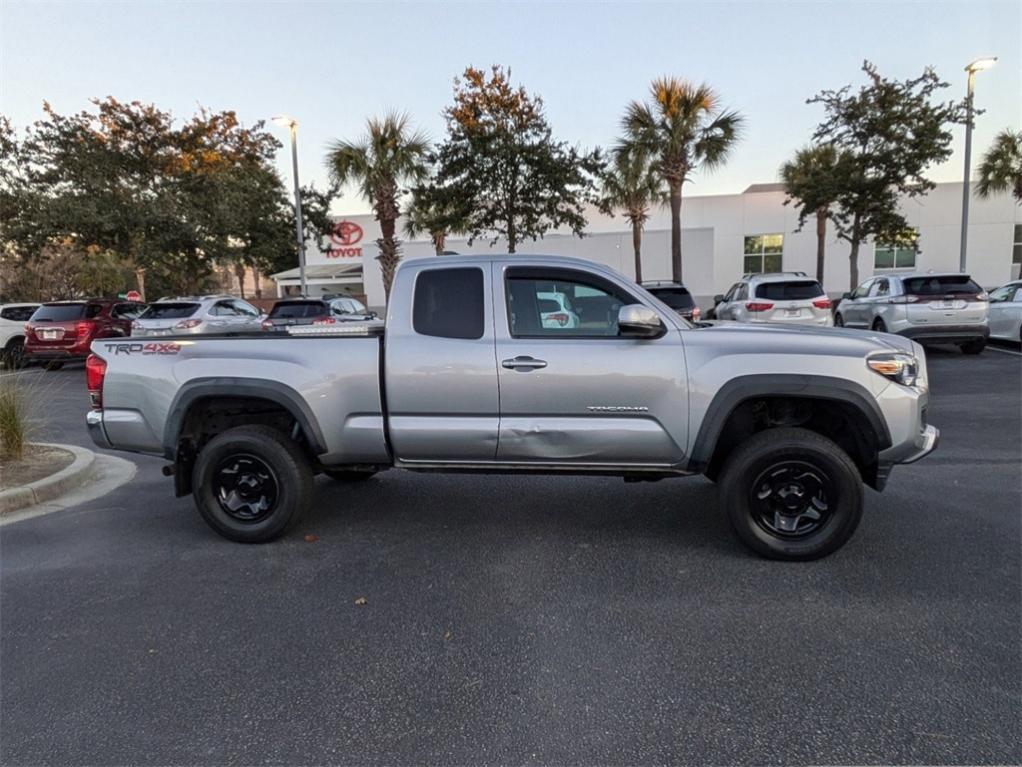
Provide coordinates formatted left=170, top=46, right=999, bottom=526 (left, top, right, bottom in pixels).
left=384, top=264, right=499, bottom=463
left=493, top=265, right=688, bottom=468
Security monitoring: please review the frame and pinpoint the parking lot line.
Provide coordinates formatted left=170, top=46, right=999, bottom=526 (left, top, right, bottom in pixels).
left=986, top=345, right=1022, bottom=357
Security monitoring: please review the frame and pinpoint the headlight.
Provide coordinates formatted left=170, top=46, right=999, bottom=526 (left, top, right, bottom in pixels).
left=867, top=352, right=919, bottom=387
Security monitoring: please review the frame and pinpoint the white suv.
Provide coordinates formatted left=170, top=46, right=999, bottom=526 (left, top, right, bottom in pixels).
left=132, top=296, right=264, bottom=337
left=0, top=303, right=40, bottom=368
left=714, top=274, right=833, bottom=327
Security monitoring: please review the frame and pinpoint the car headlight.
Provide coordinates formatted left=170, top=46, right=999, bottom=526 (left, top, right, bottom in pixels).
left=867, top=352, right=919, bottom=387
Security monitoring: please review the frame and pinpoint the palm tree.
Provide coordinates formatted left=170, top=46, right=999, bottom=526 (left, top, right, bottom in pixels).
left=976, top=129, right=1022, bottom=204
left=403, top=181, right=468, bottom=255
left=780, top=144, right=843, bottom=283
left=326, top=113, right=429, bottom=299
left=621, top=77, right=744, bottom=283
left=599, top=146, right=662, bottom=283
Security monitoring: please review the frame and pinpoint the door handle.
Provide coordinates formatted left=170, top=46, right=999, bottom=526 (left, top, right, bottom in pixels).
left=502, top=355, right=547, bottom=371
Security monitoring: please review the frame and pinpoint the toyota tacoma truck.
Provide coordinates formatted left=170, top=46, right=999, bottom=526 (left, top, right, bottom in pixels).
left=85, top=255, right=938, bottom=560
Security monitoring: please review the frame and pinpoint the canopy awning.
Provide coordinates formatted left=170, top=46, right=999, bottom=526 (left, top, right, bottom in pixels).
left=270, top=263, right=362, bottom=284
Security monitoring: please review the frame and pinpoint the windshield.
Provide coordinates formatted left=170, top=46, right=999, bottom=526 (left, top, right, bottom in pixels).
left=269, top=301, right=328, bottom=319
left=755, top=281, right=824, bottom=300
left=31, top=304, right=87, bottom=322
left=648, top=287, right=694, bottom=310
left=140, top=303, right=200, bottom=320
left=903, top=276, right=983, bottom=296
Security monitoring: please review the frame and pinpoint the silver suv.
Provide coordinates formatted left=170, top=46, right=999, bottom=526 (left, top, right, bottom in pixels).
left=714, top=273, right=833, bottom=327
left=132, top=295, right=264, bottom=337
left=835, top=273, right=989, bottom=354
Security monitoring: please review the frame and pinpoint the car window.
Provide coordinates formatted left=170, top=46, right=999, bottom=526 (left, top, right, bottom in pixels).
left=648, top=287, right=694, bottom=310
left=31, top=304, right=87, bottom=322
left=0, top=306, right=38, bottom=322
left=268, top=301, right=328, bottom=319
left=506, top=269, right=634, bottom=338
left=1015, top=288, right=1022, bottom=303
left=232, top=300, right=260, bottom=317
left=867, top=279, right=889, bottom=299
left=112, top=303, right=146, bottom=320
left=735, top=284, right=749, bottom=301
left=210, top=301, right=240, bottom=317
left=851, top=280, right=873, bottom=299
left=902, top=276, right=983, bottom=296
left=141, top=302, right=200, bottom=320
left=413, top=267, right=485, bottom=340
left=756, top=280, right=824, bottom=300
left=988, top=286, right=1014, bottom=302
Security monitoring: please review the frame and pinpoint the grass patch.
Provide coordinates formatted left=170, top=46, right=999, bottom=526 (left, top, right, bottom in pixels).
left=0, top=375, right=30, bottom=462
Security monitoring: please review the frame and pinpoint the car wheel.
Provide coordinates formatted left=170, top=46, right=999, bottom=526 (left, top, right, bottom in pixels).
left=191, top=425, right=313, bottom=543
left=872, top=318, right=887, bottom=333
left=1, top=338, right=25, bottom=369
left=959, top=338, right=986, bottom=355
left=323, top=468, right=377, bottom=482
left=834, top=313, right=844, bottom=327
left=718, top=427, right=864, bottom=561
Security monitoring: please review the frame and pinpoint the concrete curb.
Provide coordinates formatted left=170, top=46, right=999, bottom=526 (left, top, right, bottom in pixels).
left=0, top=443, right=97, bottom=515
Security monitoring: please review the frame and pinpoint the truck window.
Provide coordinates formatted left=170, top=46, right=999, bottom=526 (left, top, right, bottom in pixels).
left=506, top=270, right=633, bottom=337
left=412, top=268, right=484, bottom=340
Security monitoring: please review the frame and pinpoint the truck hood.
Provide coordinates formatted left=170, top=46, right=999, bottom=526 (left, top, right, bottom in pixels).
left=692, top=320, right=916, bottom=355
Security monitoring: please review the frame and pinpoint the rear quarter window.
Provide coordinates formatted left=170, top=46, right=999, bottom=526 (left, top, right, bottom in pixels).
left=413, top=268, right=484, bottom=340
left=756, top=281, right=825, bottom=300
left=1, top=306, right=38, bottom=322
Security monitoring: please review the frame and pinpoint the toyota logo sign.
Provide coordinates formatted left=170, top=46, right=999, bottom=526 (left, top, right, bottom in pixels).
left=329, top=221, right=363, bottom=247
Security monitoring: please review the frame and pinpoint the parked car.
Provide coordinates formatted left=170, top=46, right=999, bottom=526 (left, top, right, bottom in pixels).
left=713, top=273, right=833, bottom=327
left=261, top=296, right=373, bottom=332
left=0, top=303, right=40, bottom=368
left=25, top=299, right=146, bottom=367
left=86, top=254, right=937, bottom=561
left=133, top=296, right=263, bottom=337
left=537, top=291, right=581, bottom=329
left=986, top=280, right=1022, bottom=343
left=835, top=273, right=989, bottom=354
left=641, top=281, right=701, bottom=321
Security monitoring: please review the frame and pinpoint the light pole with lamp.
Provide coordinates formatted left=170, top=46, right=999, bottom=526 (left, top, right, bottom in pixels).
left=272, top=115, right=308, bottom=296
left=959, top=57, right=997, bottom=273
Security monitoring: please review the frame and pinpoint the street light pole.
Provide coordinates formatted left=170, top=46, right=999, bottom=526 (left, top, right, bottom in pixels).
left=959, top=57, right=997, bottom=273
left=273, top=116, right=307, bottom=296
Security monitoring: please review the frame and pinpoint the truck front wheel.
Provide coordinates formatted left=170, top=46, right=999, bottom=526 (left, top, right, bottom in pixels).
left=718, top=427, right=863, bottom=561
left=192, top=425, right=313, bottom=543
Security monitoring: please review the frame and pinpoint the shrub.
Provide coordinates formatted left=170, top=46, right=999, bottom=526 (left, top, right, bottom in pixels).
left=0, top=375, right=27, bottom=462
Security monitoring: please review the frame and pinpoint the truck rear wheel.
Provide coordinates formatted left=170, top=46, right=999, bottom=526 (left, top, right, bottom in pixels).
left=192, top=425, right=313, bottom=543
left=718, top=427, right=863, bottom=561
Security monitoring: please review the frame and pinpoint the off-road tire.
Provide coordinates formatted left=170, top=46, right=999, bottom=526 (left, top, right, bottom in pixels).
left=718, top=427, right=864, bottom=561
left=192, top=425, right=313, bottom=543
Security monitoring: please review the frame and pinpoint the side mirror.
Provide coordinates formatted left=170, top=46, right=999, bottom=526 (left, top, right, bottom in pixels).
left=713, top=294, right=724, bottom=305
left=618, top=304, right=664, bottom=338
left=842, top=292, right=852, bottom=300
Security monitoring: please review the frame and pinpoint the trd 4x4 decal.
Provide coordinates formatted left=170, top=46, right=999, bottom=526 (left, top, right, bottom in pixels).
left=102, top=342, right=182, bottom=356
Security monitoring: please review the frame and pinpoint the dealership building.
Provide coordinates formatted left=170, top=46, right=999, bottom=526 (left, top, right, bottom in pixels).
left=271, top=180, right=1021, bottom=310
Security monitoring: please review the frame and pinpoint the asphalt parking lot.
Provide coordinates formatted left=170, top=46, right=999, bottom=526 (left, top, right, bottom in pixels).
left=1, top=345, right=1019, bottom=766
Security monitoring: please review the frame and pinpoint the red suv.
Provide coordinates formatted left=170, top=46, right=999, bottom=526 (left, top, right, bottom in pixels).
left=24, top=299, right=146, bottom=368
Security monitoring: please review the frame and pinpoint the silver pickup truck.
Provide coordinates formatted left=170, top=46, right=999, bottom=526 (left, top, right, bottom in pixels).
left=85, top=255, right=938, bottom=560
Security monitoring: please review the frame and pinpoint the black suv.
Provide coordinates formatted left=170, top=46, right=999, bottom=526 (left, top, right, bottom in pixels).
left=641, top=281, right=701, bottom=322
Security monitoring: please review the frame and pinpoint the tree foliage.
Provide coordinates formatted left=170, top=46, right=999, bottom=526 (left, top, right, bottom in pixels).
left=780, top=144, right=848, bottom=283
left=621, top=77, right=744, bottom=282
left=326, top=113, right=429, bottom=299
left=433, top=66, right=603, bottom=254
left=976, top=128, right=1022, bottom=204
left=598, top=145, right=663, bottom=282
left=404, top=177, right=470, bottom=255
left=0, top=98, right=312, bottom=300
left=808, top=61, right=968, bottom=289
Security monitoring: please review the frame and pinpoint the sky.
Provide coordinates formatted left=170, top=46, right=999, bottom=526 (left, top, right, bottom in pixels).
left=2, top=0, right=1019, bottom=215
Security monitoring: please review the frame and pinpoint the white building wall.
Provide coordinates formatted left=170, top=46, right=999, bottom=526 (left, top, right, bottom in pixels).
left=312, top=181, right=1019, bottom=309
